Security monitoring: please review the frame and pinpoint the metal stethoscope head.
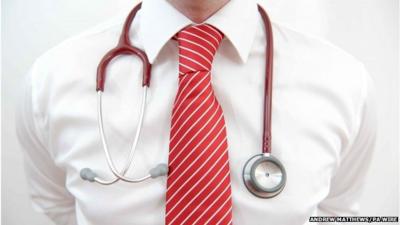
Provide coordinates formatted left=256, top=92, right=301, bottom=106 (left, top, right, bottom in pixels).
left=243, top=153, right=286, bottom=198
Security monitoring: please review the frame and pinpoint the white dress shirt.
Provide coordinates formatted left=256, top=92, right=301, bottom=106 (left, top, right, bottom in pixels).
left=16, top=0, right=377, bottom=224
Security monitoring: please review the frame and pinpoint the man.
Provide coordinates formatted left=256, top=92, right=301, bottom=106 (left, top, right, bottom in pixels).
left=17, top=0, right=377, bottom=224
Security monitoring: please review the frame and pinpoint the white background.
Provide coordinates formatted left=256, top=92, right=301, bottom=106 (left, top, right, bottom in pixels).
left=2, top=0, right=399, bottom=224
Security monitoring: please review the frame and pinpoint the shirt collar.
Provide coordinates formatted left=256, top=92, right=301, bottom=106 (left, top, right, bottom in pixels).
left=139, top=0, right=258, bottom=64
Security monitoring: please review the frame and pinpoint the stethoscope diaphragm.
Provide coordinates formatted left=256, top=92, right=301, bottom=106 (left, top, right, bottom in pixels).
left=243, top=153, right=286, bottom=198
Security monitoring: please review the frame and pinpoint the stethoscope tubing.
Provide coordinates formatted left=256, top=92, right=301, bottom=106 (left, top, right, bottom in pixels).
left=96, top=87, right=149, bottom=184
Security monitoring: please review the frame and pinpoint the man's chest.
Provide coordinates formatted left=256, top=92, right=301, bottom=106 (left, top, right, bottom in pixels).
left=39, top=45, right=351, bottom=224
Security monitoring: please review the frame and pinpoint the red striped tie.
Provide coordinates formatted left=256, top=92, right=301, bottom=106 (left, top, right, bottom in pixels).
left=165, top=24, right=233, bottom=225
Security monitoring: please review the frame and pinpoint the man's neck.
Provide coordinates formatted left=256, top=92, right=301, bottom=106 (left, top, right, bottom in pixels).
left=167, top=0, right=229, bottom=23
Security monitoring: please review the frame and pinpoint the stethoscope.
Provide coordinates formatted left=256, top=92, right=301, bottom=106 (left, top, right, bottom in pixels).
left=80, top=2, right=286, bottom=198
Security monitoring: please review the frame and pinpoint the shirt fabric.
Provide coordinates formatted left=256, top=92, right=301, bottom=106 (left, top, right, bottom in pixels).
left=16, top=0, right=378, bottom=224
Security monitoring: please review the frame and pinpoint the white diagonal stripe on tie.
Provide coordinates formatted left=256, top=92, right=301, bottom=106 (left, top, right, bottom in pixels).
left=167, top=145, right=227, bottom=211
left=168, top=134, right=227, bottom=190
left=179, top=54, right=209, bottom=70
left=170, top=81, right=212, bottom=138
left=204, top=194, right=232, bottom=225
left=171, top=72, right=209, bottom=120
left=174, top=71, right=200, bottom=106
left=166, top=145, right=228, bottom=213
left=204, top=24, right=223, bottom=40
left=169, top=112, right=223, bottom=163
left=177, top=37, right=214, bottom=58
left=181, top=30, right=217, bottom=52
left=166, top=159, right=229, bottom=221
left=170, top=95, right=215, bottom=142
left=170, top=96, right=218, bottom=154
left=179, top=45, right=212, bottom=66
left=179, top=62, right=197, bottom=71
left=166, top=149, right=228, bottom=209
left=171, top=87, right=211, bottom=134
left=192, top=25, right=220, bottom=45
left=170, top=170, right=230, bottom=225
left=215, top=205, right=233, bottom=225
left=184, top=181, right=231, bottom=225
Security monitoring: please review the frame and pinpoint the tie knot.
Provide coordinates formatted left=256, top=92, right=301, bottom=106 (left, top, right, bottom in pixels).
left=177, top=24, right=224, bottom=73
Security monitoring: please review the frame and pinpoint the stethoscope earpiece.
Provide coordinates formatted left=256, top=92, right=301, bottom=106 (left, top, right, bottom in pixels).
left=150, top=164, right=169, bottom=178
left=80, top=163, right=169, bottom=185
left=80, top=168, right=98, bottom=182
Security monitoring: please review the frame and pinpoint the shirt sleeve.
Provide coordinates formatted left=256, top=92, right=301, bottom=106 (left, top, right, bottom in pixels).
left=317, top=66, right=378, bottom=217
left=16, top=66, right=78, bottom=225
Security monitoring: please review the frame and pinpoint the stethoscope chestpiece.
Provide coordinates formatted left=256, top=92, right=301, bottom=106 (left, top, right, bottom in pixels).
left=243, top=153, right=286, bottom=198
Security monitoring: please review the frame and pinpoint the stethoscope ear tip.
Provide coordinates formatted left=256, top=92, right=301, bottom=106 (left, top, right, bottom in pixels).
left=80, top=168, right=98, bottom=182
left=149, top=164, right=168, bottom=178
